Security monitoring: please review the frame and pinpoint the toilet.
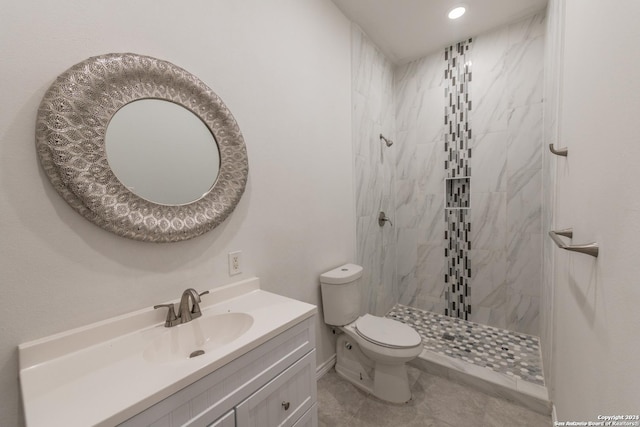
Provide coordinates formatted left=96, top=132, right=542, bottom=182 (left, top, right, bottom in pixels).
left=320, top=264, right=422, bottom=403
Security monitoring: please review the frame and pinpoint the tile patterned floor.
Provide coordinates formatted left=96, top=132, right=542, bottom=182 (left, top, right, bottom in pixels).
left=386, top=304, right=545, bottom=386
left=317, top=367, right=552, bottom=427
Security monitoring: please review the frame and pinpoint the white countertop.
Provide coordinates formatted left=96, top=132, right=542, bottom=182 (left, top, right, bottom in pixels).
left=18, top=278, right=316, bottom=427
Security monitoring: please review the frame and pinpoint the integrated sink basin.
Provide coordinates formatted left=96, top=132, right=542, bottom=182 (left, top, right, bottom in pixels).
left=18, top=277, right=317, bottom=427
left=143, top=312, right=254, bottom=363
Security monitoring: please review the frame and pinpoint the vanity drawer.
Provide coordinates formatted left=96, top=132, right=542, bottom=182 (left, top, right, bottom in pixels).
left=236, top=350, right=316, bottom=427
left=207, top=409, right=235, bottom=427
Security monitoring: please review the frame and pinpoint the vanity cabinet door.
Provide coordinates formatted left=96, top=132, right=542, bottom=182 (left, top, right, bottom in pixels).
left=235, top=350, right=316, bottom=427
left=291, top=404, right=317, bottom=427
left=207, top=409, right=235, bottom=427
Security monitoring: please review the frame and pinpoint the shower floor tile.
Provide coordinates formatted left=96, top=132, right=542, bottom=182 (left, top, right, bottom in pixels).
left=386, top=304, right=545, bottom=386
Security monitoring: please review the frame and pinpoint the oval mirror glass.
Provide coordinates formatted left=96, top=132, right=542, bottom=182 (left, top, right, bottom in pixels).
left=105, top=99, right=220, bottom=206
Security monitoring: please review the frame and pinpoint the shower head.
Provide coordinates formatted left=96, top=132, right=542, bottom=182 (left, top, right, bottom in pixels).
left=380, top=134, right=393, bottom=147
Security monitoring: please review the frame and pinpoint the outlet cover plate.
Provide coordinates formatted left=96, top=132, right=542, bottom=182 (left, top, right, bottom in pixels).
left=228, top=251, right=242, bottom=276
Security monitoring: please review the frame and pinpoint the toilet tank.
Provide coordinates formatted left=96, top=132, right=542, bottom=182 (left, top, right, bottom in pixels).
left=319, top=264, right=363, bottom=326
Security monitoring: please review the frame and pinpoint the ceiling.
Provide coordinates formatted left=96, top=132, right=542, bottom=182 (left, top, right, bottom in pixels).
left=331, top=0, right=548, bottom=64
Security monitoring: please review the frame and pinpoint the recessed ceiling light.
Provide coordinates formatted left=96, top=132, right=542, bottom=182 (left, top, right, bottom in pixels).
left=448, top=6, right=466, bottom=20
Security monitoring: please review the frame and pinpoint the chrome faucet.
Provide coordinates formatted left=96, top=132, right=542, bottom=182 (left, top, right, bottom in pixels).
left=178, top=288, right=208, bottom=323
left=154, top=288, right=210, bottom=327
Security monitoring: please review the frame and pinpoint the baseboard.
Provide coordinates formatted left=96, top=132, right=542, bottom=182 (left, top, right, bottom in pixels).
left=316, top=354, right=336, bottom=380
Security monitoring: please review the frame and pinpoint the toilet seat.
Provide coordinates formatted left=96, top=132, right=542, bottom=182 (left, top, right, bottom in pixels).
left=354, top=314, right=422, bottom=349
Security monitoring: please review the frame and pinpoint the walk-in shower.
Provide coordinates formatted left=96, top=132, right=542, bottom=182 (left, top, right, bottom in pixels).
left=351, top=10, right=549, bottom=413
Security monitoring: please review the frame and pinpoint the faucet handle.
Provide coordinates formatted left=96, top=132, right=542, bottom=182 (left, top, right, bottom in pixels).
left=154, top=303, right=177, bottom=327
left=191, top=290, right=210, bottom=315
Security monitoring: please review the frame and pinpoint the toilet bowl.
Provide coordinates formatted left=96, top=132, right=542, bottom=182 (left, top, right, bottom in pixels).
left=320, top=264, right=423, bottom=403
left=338, top=314, right=422, bottom=403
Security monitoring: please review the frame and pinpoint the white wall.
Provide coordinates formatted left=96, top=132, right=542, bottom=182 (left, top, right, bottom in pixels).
left=0, top=1, right=354, bottom=425
left=541, top=0, right=562, bottom=390
left=550, top=0, right=640, bottom=419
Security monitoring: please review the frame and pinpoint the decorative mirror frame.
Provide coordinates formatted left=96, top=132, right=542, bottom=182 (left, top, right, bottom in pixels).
left=36, top=53, right=248, bottom=242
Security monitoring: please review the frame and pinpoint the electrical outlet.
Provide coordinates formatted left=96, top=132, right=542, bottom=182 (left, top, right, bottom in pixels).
left=228, top=251, right=242, bottom=276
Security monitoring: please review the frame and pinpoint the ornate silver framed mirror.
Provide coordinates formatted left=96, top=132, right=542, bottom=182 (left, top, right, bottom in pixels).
left=36, top=53, right=248, bottom=242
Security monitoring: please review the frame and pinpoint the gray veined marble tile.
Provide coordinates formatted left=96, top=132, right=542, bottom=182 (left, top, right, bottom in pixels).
left=471, top=78, right=509, bottom=135
left=516, top=377, right=549, bottom=401
left=354, top=155, right=371, bottom=216
left=395, top=129, right=418, bottom=181
left=351, top=95, right=373, bottom=159
left=394, top=88, right=418, bottom=132
left=508, top=11, right=547, bottom=47
left=378, top=240, right=397, bottom=316
left=506, top=293, right=540, bottom=336
left=416, top=243, right=445, bottom=295
left=471, top=288, right=508, bottom=328
left=394, top=60, right=418, bottom=95
left=365, top=80, right=383, bottom=124
left=398, top=272, right=418, bottom=307
left=507, top=167, right=542, bottom=234
left=507, top=104, right=543, bottom=176
left=414, top=49, right=447, bottom=90
left=469, top=249, right=507, bottom=306
left=416, top=194, right=444, bottom=245
left=416, top=85, right=445, bottom=144
left=416, top=142, right=445, bottom=196
left=487, top=306, right=508, bottom=329
left=471, top=131, right=508, bottom=193
left=470, top=192, right=507, bottom=251
left=507, top=232, right=542, bottom=297
left=352, top=29, right=377, bottom=97
left=396, top=227, right=418, bottom=277
left=394, top=64, right=420, bottom=132
left=395, top=179, right=418, bottom=228
left=470, top=27, right=510, bottom=134
left=396, top=233, right=418, bottom=306
left=413, top=291, right=446, bottom=314
left=356, top=216, right=381, bottom=262
left=355, top=162, right=383, bottom=218
left=506, top=35, right=545, bottom=109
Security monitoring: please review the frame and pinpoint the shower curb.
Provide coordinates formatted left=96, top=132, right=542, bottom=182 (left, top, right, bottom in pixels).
left=410, top=349, right=552, bottom=416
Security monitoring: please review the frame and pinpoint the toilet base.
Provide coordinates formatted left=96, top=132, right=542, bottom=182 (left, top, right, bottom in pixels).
left=372, top=362, right=412, bottom=403
left=335, top=334, right=413, bottom=404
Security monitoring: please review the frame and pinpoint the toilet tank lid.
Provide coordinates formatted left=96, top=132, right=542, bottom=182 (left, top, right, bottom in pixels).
left=320, top=264, right=363, bottom=284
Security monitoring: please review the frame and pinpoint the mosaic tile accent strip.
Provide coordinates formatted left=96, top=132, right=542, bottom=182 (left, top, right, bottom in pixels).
left=444, top=40, right=472, bottom=180
left=387, top=304, right=545, bottom=386
left=446, top=178, right=470, bottom=208
left=444, top=40, right=473, bottom=320
left=445, top=208, right=471, bottom=319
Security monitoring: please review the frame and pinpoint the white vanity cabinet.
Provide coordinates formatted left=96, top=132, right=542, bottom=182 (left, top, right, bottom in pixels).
left=119, top=316, right=317, bottom=427
left=208, top=410, right=235, bottom=427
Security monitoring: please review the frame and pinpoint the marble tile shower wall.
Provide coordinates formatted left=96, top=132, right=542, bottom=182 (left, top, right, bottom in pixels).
left=393, top=12, right=546, bottom=335
left=351, top=26, right=398, bottom=316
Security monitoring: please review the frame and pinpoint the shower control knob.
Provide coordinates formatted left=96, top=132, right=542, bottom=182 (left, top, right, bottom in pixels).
left=345, top=341, right=353, bottom=350
left=282, top=401, right=290, bottom=411
left=378, top=211, right=393, bottom=227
